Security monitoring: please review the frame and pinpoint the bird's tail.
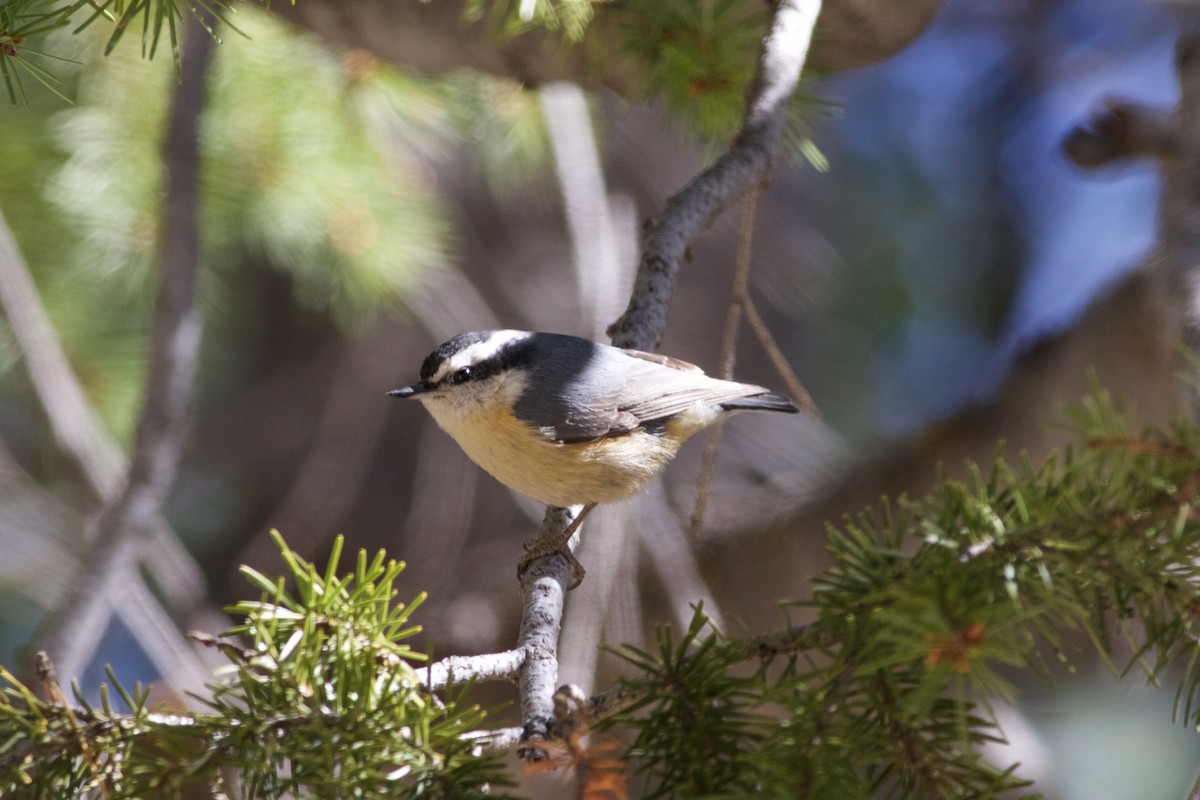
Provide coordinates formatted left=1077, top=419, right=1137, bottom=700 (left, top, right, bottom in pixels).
left=720, top=392, right=799, bottom=414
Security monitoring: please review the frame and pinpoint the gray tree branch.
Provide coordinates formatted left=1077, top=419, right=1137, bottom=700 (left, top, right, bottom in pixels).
left=607, top=0, right=823, bottom=351
left=513, top=0, right=823, bottom=758
left=34, top=17, right=215, bottom=680
left=517, top=505, right=581, bottom=757
left=422, top=647, right=526, bottom=690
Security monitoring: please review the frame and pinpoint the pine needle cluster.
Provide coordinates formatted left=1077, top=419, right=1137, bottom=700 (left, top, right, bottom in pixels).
left=0, top=0, right=78, bottom=101
left=0, top=533, right=512, bottom=799
left=3, top=390, right=1200, bottom=798
left=610, top=0, right=768, bottom=140
left=606, top=389, right=1200, bottom=798
left=0, top=0, right=237, bottom=102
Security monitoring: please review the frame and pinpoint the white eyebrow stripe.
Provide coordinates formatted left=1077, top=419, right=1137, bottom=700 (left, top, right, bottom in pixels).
left=429, top=330, right=531, bottom=384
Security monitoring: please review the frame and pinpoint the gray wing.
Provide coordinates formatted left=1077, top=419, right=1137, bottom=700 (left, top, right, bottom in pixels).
left=613, top=350, right=775, bottom=423
left=511, top=335, right=642, bottom=442
left=512, top=336, right=774, bottom=443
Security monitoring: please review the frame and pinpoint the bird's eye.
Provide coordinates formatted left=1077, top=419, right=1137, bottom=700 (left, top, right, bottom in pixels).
left=449, top=367, right=472, bottom=385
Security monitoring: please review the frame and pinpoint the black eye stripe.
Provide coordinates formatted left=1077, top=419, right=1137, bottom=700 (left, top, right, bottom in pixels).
left=421, top=333, right=533, bottom=387
left=442, top=358, right=501, bottom=387
left=420, top=331, right=492, bottom=383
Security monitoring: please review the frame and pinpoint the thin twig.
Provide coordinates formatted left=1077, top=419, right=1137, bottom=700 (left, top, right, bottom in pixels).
left=34, top=17, right=215, bottom=680
left=732, top=624, right=820, bottom=660
left=691, top=187, right=761, bottom=537
left=551, top=682, right=642, bottom=743
left=720, top=187, right=762, bottom=379
left=423, top=648, right=526, bottom=690
left=743, top=294, right=820, bottom=417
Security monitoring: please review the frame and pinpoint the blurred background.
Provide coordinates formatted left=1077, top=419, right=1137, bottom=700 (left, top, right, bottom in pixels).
left=1, top=0, right=1198, bottom=796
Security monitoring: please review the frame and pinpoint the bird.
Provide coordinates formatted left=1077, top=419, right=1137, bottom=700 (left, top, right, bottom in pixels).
left=390, top=330, right=799, bottom=582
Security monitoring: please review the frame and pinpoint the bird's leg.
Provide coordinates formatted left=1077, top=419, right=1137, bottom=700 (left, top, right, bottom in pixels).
left=519, top=503, right=596, bottom=589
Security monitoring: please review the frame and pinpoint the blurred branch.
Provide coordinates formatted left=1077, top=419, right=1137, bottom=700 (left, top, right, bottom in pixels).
left=395, top=423, right=480, bottom=589
left=0, top=175, right=214, bottom=670
left=234, top=261, right=499, bottom=593
left=608, top=0, right=822, bottom=351
left=541, top=81, right=625, bottom=337
left=542, top=80, right=645, bottom=694
left=35, top=17, right=215, bottom=680
left=408, top=265, right=502, bottom=339
left=638, top=484, right=724, bottom=630
left=113, top=579, right=216, bottom=692
left=559, top=505, right=634, bottom=692
left=0, top=440, right=78, bottom=606
left=1161, top=32, right=1200, bottom=377
left=0, top=191, right=217, bottom=690
left=0, top=212, right=124, bottom=505
left=1062, top=99, right=1178, bottom=168
left=274, top=0, right=633, bottom=95
left=1062, top=32, right=1200, bottom=415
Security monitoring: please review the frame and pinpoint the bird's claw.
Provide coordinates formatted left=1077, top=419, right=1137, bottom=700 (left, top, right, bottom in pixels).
left=518, top=537, right=586, bottom=589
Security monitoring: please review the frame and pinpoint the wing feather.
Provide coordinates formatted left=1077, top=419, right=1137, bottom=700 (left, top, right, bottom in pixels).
left=512, top=334, right=783, bottom=443
left=615, top=357, right=771, bottom=423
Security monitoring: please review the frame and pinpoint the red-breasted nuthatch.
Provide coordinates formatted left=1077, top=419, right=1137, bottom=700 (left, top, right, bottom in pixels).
left=390, top=330, right=798, bottom=581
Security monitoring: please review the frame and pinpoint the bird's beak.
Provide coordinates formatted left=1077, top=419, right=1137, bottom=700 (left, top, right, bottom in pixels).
left=388, top=383, right=431, bottom=398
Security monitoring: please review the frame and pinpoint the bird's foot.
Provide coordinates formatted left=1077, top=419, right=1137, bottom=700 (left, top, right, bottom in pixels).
left=517, top=504, right=594, bottom=589
left=518, top=539, right=586, bottom=589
